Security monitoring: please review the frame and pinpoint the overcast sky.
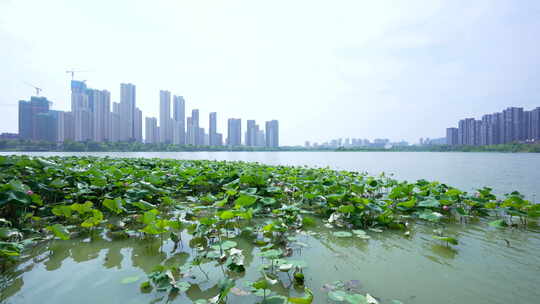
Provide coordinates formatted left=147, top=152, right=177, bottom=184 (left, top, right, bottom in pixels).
left=1, top=0, right=539, bottom=145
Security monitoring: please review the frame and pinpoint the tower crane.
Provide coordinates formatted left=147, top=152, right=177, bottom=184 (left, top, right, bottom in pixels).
left=66, top=69, right=89, bottom=80
left=24, top=82, right=43, bottom=96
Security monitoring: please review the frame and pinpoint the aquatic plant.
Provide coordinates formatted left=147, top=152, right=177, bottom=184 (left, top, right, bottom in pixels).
left=0, top=155, right=538, bottom=302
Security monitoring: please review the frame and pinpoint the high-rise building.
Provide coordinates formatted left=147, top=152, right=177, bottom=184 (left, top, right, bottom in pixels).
left=227, top=118, right=242, bottom=146
left=209, top=112, right=218, bottom=146
left=532, top=107, right=540, bottom=141
left=502, top=107, right=524, bottom=143
left=191, top=109, right=200, bottom=145
left=215, top=133, right=223, bottom=146
left=246, top=120, right=258, bottom=146
left=186, top=117, right=193, bottom=145
left=446, top=128, right=458, bottom=146
left=18, top=96, right=50, bottom=140
left=173, top=120, right=184, bottom=145
left=111, top=102, right=123, bottom=142
left=134, top=108, right=142, bottom=142
left=457, top=118, right=476, bottom=145
left=35, top=111, right=59, bottom=142
left=256, top=129, right=266, bottom=146
left=145, top=117, right=158, bottom=144
left=447, top=106, right=540, bottom=146
left=71, top=80, right=93, bottom=142
left=173, top=96, right=186, bottom=145
left=198, top=127, right=205, bottom=146
left=159, top=90, right=171, bottom=143
left=18, top=100, right=32, bottom=140
left=479, top=113, right=503, bottom=145
left=265, top=120, right=279, bottom=147
left=120, top=83, right=136, bottom=141
left=57, top=111, right=74, bottom=142
left=88, top=89, right=111, bottom=142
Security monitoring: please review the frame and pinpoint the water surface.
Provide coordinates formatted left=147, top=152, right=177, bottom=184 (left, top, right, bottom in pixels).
left=2, top=221, right=539, bottom=304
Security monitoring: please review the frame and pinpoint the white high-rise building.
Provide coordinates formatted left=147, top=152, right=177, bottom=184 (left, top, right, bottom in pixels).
left=159, top=90, right=171, bottom=143
left=110, top=102, right=123, bottom=142
left=57, top=111, right=75, bottom=142
left=71, top=80, right=92, bottom=142
left=265, top=120, right=279, bottom=147
left=198, top=127, right=205, bottom=146
left=257, top=129, right=265, bottom=147
left=134, top=107, right=142, bottom=142
left=227, top=118, right=242, bottom=146
left=186, top=117, right=193, bottom=145
left=89, top=89, right=111, bottom=142
left=191, top=109, right=200, bottom=145
left=209, top=112, right=218, bottom=146
left=120, top=83, right=136, bottom=141
left=145, top=117, right=158, bottom=144
left=172, top=120, right=184, bottom=145
left=246, top=120, right=258, bottom=147
left=173, top=95, right=186, bottom=144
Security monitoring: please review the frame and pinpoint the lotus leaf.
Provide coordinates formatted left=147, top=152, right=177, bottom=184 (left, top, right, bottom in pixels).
left=333, top=231, right=353, bottom=238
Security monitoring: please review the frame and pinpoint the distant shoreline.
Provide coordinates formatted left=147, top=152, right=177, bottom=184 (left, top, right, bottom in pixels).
left=1, top=142, right=539, bottom=153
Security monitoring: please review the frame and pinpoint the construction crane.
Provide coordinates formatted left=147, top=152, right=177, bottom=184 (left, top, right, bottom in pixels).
left=24, top=82, right=43, bottom=96
left=66, top=69, right=89, bottom=80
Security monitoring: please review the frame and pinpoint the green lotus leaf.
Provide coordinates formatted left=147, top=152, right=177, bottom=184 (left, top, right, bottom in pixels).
left=333, top=231, right=353, bottom=238
left=0, top=228, right=22, bottom=240
left=265, top=296, right=288, bottom=303
left=488, top=219, right=507, bottom=227
left=102, top=198, right=125, bottom=214
left=52, top=205, right=72, bottom=218
left=121, top=275, right=140, bottom=284
left=418, top=198, right=440, bottom=208
left=397, top=199, right=416, bottom=209
left=234, top=194, right=258, bottom=208
left=328, top=290, right=348, bottom=301
left=344, top=294, right=367, bottom=304
left=130, top=200, right=156, bottom=210
left=432, top=235, right=458, bottom=245
left=141, top=209, right=159, bottom=225
left=257, top=249, right=282, bottom=259
left=288, top=288, right=313, bottom=304
left=261, top=197, right=277, bottom=205
left=338, top=205, right=355, bottom=213
left=46, top=224, right=70, bottom=240
left=418, top=211, right=443, bottom=222
left=70, top=201, right=93, bottom=214
left=219, top=210, right=235, bottom=220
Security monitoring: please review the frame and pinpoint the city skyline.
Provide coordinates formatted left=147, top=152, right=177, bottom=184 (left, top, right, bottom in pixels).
left=446, top=106, right=540, bottom=146
left=2, top=1, right=539, bottom=145
left=13, top=81, right=539, bottom=147
left=16, top=79, right=280, bottom=147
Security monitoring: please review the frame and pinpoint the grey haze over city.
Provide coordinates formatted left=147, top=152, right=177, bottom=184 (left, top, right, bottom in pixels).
left=1, top=0, right=540, bottom=146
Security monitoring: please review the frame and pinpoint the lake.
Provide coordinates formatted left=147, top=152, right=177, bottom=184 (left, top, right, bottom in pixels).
left=1, top=152, right=539, bottom=304
left=2, top=151, right=539, bottom=198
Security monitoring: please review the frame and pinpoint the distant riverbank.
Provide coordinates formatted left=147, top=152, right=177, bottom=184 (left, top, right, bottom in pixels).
left=1, top=139, right=539, bottom=153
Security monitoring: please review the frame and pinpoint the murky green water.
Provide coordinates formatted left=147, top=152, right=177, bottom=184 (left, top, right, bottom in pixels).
left=2, top=220, right=539, bottom=304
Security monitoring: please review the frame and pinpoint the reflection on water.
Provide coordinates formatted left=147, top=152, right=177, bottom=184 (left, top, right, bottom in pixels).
left=1, top=221, right=539, bottom=304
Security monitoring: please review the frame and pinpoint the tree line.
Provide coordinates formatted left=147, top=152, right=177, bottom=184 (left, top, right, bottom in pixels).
left=0, top=139, right=539, bottom=152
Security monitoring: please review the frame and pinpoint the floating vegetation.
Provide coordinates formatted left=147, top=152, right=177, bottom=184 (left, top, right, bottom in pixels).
left=0, top=155, right=538, bottom=303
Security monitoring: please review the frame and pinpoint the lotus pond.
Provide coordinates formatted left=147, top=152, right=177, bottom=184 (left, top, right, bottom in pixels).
left=1, top=156, right=539, bottom=304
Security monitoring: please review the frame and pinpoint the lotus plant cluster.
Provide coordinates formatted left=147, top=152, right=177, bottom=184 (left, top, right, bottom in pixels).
left=0, top=155, right=538, bottom=303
